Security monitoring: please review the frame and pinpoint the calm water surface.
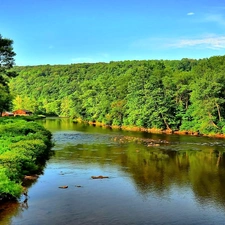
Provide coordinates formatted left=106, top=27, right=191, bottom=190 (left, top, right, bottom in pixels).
left=1, top=118, right=225, bottom=225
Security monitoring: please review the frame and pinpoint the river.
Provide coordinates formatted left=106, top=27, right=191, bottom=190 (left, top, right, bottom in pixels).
left=1, top=118, right=225, bottom=225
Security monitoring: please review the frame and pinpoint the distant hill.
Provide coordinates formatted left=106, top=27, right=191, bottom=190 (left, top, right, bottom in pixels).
left=9, top=56, right=225, bottom=134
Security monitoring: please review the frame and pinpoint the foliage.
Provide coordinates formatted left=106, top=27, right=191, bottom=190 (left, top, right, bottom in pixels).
left=9, top=55, right=225, bottom=135
left=0, top=34, right=16, bottom=115
left=0, top=117, right=53, bottom=200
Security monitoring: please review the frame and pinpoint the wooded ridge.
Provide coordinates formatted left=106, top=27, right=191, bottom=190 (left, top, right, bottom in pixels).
left=9, top=56, right=225, bottom=135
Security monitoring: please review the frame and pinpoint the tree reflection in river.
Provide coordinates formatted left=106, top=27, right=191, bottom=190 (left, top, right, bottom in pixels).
left=61, top=144, right=224, bottom=200
left=2, top=118, right=225, bottom=225
left=49, top=118, right=225, bottom=211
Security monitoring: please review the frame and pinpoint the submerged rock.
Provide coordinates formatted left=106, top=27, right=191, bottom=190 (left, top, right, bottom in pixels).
left=58, top=186, right=68, bottom=189
left=91, top=176, right=109, bottom=179
left=113, top=135, right=169, bottom=146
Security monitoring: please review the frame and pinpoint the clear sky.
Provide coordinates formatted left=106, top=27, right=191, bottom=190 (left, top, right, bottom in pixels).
left=1, top=0, right=225, bottom=66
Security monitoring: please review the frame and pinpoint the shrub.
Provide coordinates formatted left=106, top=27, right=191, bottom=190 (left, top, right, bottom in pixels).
left=0, top=117, right=53, bottom=200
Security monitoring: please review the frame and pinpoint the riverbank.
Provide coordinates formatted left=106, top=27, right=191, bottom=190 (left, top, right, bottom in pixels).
left=2, top=117, right=225, bottom=225
left=0, top=117, right=53, bottom=201
left=73, top=119, right=225, bottom=138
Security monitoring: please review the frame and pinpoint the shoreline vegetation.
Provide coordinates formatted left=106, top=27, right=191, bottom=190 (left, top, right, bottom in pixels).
left=10, top=55, right=225, bottom=137
left=74, top=119, right=225, bottom=138
left=0, top=116, right=53, bottom=201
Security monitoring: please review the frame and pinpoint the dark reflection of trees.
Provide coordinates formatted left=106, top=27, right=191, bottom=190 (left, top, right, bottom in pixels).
left=189, top=149, right=225, bottom=207
left=55, top=142, right=225, bottom=208
left=0, top=197, right=31, bottom=225
left=0, top=201, right=21, bottom=225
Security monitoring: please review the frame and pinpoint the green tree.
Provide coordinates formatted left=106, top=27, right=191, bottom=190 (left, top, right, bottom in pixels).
left=8, top=56, right=225, bottom=135
left=0, top=34, right=16, bottom=115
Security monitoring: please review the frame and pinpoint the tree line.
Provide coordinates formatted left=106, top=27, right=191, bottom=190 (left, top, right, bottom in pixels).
left=9, top=56, right=225, bottom=135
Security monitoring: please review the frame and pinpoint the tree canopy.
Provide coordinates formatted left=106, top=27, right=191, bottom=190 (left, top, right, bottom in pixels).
left=10, top=55, right=225, bottom=135
left=0, top=34, right=16, bottom=115
left=0, top=34, right=16, bottom=70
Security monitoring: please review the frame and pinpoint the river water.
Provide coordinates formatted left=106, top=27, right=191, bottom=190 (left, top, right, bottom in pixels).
left=1, top=118, right=225, bottom=225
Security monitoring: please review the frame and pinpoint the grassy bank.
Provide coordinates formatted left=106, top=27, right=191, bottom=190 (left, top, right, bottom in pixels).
left=0, top=117, right=53, bottom=201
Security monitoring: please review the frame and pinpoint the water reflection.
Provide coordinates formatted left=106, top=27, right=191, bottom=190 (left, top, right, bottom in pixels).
left=54, top=140, right=225, bottom=203
left=42, top=118, right=225, bottom=206
left=2, top=118, right=225, bottom=225
left=0, top=200, right=27, bottom=225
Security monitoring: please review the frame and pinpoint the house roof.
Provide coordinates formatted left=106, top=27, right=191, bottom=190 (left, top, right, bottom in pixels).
left=13, top=109, right=32, bottom=113
left=2, top=111, right=14, bottom=115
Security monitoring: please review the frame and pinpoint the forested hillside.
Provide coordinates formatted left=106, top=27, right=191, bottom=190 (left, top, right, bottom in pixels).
left=9, top=56, right=225, bottom=134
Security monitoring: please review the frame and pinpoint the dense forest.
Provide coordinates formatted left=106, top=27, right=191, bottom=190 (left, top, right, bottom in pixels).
left=10, top=55, right=225, bottom=135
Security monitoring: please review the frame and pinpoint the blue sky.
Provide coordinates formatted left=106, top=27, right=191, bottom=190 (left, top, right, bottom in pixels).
left=1, top=0, right=225, bottom=65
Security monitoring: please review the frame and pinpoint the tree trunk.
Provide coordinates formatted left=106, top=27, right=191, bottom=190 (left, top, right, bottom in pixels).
left=208, top=113, right=219, bottom=128
left=215, top=103, right=221, bottom=122
left=160, top=112, right=171, bottom=130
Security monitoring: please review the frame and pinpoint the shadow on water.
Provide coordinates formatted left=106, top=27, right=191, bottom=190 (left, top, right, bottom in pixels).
left=2, top=118, right=225, bottom=225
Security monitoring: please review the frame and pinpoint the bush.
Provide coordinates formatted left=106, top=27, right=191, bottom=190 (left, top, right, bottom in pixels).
left=0, top=117, right=53, bottom=200
left=0, top=166, right=22, bottom=200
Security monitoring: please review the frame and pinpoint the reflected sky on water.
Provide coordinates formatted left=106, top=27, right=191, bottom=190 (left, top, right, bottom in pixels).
left=2, top=118, right=225, bottom=225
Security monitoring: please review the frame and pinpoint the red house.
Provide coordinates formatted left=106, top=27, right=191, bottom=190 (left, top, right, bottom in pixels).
left=2, top=111, right=14, bottom=117
left=13, top=109, right=33, bottom=116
